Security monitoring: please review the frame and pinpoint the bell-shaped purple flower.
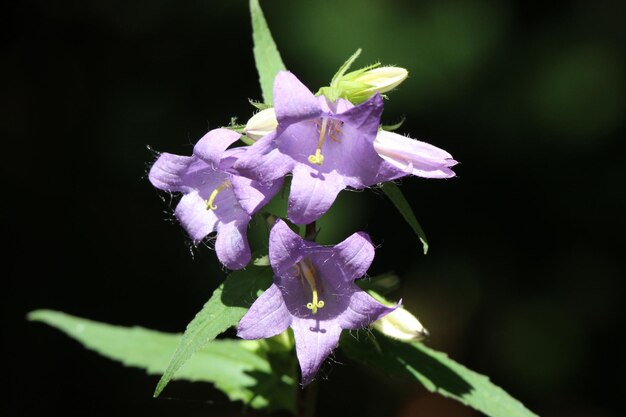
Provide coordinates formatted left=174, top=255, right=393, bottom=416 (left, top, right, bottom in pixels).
left=234, top=71, right=407, bottom=225
left=149, top=128, right=282, bottom=270
left=374, top=130, right=457, bottom=178
left=237, top=220, right=397, bottom=385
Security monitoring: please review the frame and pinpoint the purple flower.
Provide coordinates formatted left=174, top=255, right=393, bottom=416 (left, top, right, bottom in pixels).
left=237, top=220, right=397, bottom=385
left=149, top=128, right=282, bottom=270
left=234, top=71, right=406, bottom=225
left=373, top=130, right=457, bottom=179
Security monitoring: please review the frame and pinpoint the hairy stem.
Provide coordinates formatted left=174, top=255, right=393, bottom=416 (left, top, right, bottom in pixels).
left=298, top=379, right=320, bottom=417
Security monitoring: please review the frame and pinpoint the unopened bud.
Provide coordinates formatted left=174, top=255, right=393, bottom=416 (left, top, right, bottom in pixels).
left=349, top=66, right=408, bottom=96
left=373, top=306, right=429, bottom=342
left=245, top=108, right=278, bottom=141
left=318, top=65, right=409, bottom=104
left=333, top=66, right=408, bottom=104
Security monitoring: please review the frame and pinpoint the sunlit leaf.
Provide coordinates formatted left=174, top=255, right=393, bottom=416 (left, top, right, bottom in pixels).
left=250, top=0, right=286, bottom=104
left=341, top=333, right=538, bottom=417
left=28, top=309, right=294, bottom=412
left=154, top=266, right=273, bottom=397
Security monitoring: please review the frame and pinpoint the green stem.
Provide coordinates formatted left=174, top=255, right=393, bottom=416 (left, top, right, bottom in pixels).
left=305, top=221, right=318, bottom=241
left=298, top=379, right=320, bottom=417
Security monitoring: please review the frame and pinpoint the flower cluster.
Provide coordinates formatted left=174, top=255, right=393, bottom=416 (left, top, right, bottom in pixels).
left=149, top=67, right=457, bottom=384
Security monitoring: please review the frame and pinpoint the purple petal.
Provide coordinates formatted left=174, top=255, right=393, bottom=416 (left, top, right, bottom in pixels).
left=338, top=288, right=397, bottom=330
left=237, top=284, right=292, bottom=339
left=374, top=131, right=457, bottom=179
left=288, top=164, right=346, bottom=224
left=331, top=232, right=375, bottom=281
left=310, top=94, right=398, bottom=188
left=319, top=96, right=353, bottom=114
left=291, top=318, right=342, bottom=385
left=274, top=71, right=321, bottom=126
left=215, top=218, right=251, bottom=270
left=269, top=220, right=312, bottom=276
left=233, top=131, right=294, bottom=183
left=174, top=191, right=218, bottom=242
left=148, top=153, right=195, bottom=193
left=335, top=93, right=383, bottom=132
left=231, top=175, right=283, bottom=215
left=193, top=128, right=241, bottom=167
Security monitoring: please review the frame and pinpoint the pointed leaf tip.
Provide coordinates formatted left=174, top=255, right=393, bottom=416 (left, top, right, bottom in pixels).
left=381, top=182, right=429, bottom=254
left=250, top=0, right=286, bottom=104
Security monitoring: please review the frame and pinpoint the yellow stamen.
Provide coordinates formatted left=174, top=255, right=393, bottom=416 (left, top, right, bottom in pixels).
left=298, top=261, right=325, bottom=315
left=205, top=179, right=232, bottom=210
left=308, top=118, right=329, bottom=166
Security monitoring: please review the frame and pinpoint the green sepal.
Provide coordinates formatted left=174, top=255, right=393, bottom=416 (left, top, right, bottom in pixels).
left=381, top=117, right=406, bottom=132
left=318, top=48, right=363, bottom=102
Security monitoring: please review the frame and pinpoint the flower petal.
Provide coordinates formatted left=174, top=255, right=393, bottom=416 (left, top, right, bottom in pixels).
left=269, top=219, right=312, bottom=276
left=288, top=164, right=345, bottom=224
left=374, top=130, right=457, bottom=179
left=233, top=131, right=294, bottom=183
left=331, top=232, right=375, bottom=281
left=274, top=71, right=321, bottom=126
left=148, top=153, right=196, bottom=192
left=215, top=218, right=252, bottom=270
left=335, top=93, right=383, bottom=132
left=237, top=284, right=292, bottom=339
left=291, top=318, right=342, bottom=386
left=339, top=288, right=397, bottom=330
left=174, top=191, right=217, bottom=242
left=231, top=175, right=283, bottom=215
left=193, top=128, right=241, bottom=167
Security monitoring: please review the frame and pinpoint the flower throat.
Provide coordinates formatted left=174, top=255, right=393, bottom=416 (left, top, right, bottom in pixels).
left=297, top=259, right=325, bottom=314
left=307, top=118, right=343, bottom=166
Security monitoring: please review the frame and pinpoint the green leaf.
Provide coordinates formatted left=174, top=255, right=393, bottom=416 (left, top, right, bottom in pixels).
left=380, top=182, right=429, bottom=254
left=250, top=0, right=286, bottom=104
left=154, top=266, right=273, bottom=397
left=356, top=272, right=400, bottom=295
left=28, top=309, right=294, bottom=412
left=341, top=333, right=538, bottom=417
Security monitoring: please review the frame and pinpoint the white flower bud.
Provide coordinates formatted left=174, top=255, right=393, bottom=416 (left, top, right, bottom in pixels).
left=351, top=66, right=408, bottom=95
left=245, top=108, right=278, bottom=141
left=373, top=306, right=429, bottom=342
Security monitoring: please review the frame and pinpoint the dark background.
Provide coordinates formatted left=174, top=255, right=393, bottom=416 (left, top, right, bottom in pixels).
left=4, top=0, right=624, bottom=416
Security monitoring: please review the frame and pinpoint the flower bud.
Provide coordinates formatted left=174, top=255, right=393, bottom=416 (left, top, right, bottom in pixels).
left=349, top=66, right=408, bottom=95
left=245, top=108, right=278, bottom=141
left=335, top=66, right=408, bottom=104
left=318, top=65, right=409, bottom=104
left=373, top=306, right=429, bottom=342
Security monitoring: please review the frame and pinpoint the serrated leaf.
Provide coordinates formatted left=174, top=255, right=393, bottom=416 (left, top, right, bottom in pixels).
left=341, top=333, right=538, bottom=417
left=380, top=182, right=429, bottom=254
left=28, top=309, right=294, bottom=412
left=154, top=266, right=273, bottom=397
left=250, top=0, right=285, bottom=104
